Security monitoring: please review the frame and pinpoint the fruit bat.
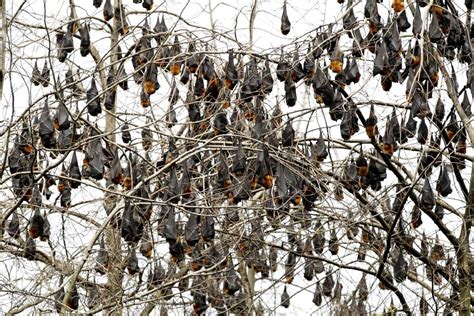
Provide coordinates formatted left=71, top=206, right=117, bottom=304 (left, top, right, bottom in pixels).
left=213, top=112, right=228, bottom=135
left=187, top=42, right=201, bottom=74
left=217, top=151, right=232, bottom=190
left=275, top=163, right=289, bottom=206
left=364, top=104, right=378, bottom=138
left=80, top=23, right=90, bottom=57
left=201, top=212, right=215, bottom=241
left=461, top=90, right=472, bottom=117
left=192, top=291, right=208, bottom=314
left=364, top=0, right=382, bottom=33
left=416, top=118, right=428, bottom=145
left=284, top=251, right=296, bottom=284
left=328, top=228, right=339, bottom=255
left=110, top=151, right=123, bottom=185
left=95, top=236, right=108, bottom=274
left=223, top=261, right=241, bottom=295
left=446, top=112, right=459, bottom=141
left=356, top=151, right=368, bottom=176
left=24, top=233, right=36, bottom=260
left=191, top=242, right=203, bottom=271
left=282, top=120, right=295, bottom=146
left=322, top=272, right=335, bottom=297
left=340, top=108, right=357, bottom=140
left=281, top=286, right=290, bottom=308
left=86, top=79, right=101, bottom=116
left=373, top=41, right=388, bottom=77
left=231, top=139, right=246, bottom=176
left=357, top=274, right=369, bottom=301
left=168, top=36, right=182, bottom=75
left=104, top=81, right=116, bottom=111
left=56, top=34, right=67, bottom=62
left=276, top=50, right=290, bottom=82
left=61, top=28, right=74, bottom=55
left=60, top=186, right=72, bottom=207
left=421, top=177, right=435, bottom=211
left=121, top=200, right=143, bottom=244
left=284, top=77, right=297, bottom=107
left=103, top=0, right=114, bottom=21
left=147, top=262, right=165, bottom=290
left=252, top=111, right=266, bottom=140
left=383, top=117, right=397, bottom=156
left=202, top=56, right=217, bottom=83
left=343, top=7, right=357, bottom=30
left=436, top=166, right=452, bottom=197
left=163, top=207, right=177, bottom=243
left=312, top=221, right=326, bottom=254
left=38, top=61, right=50, bottom=87
left=352, top=29, right=364, bottom=57
left=93, top=0, right=102, bottom=8
left=393, top=250, right=407, bottom=282
left=403, top=112, right=417, bottom=141
left=31, top=61, right=41, bottom=86
left=194, top=75, right=205, bottom=98
left=116, top=5, right=129, bottom=35
left=142, top=124, right=153, bottom=151
left=153, top=14, right=167, bottom=42
left=431, top=235, right=445, bottom=260
left=329, top=89, right=345, bottom=121
left=127, top=248, right=140, bottom=275
left=429, top=14, right=443, bottom=44
left=7, top=211, right=20, bottom=239
left=312, top=32, right=326, bottom=59
left=312, top=283, right=323, bottom=306
left=68, top=152, right=82, bottom=189
left=397, top=9, right=411, bottom=32
left=142, top=0, right=153, bottom=11
left=89, top=141, right=105, bottom=180
left=260, top=55, right=274, bottom=95
left=185, top=213, right=200, bottom=246
left=143, top=63, right=159, bottom=95
left=412, top=4, right=423, bottom=36
left=280, top=1, right=291, bottom=35
left=40, top=212, right=50, bottom=241
left=253, top=146, right=273, bottom=189
left=116, top=57, right=129, bottom=91
left=304, top=258, right=315, bottom=281
left=39, top=99, right=56, bottom=148
left=344, top=57, right=361, bottom=85
left=291, top=48, right=305, bottom=82
left=28, top=209, right=44, bottom=239
left=220, top=51, right=238, bottom=91
left=435, top=202, right=444, bottom=220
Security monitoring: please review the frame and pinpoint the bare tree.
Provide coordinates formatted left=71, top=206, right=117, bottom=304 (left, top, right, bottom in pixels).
left=1, top=0, right=474, bottom=315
